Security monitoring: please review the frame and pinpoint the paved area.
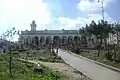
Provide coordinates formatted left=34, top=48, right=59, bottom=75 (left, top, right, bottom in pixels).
left=58, top=49, right=120, bottom=80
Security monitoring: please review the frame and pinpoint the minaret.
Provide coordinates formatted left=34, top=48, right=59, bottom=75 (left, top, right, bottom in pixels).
left=30, top=20, right=37, bottom=31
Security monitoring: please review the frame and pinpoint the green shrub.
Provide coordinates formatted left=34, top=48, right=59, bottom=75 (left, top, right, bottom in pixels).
left=105, top=52, right=113, bottom=61
left=73, top=48, right=81, bottom=54
left=0, top=53, right=61, bottom=80
left=115, top=52, right=120, bottom=63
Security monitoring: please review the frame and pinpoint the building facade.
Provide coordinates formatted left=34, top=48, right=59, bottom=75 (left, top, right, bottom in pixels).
left=107, top=31, right=120, bottom=45
left=107, top=33, right=117, bottom=44
left=19, top=21, right=81, bottom=49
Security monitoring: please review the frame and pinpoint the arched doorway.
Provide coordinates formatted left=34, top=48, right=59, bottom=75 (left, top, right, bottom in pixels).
left=34, top=36, right=39, bottom=47
left=73, top=36, right=80, bottom=51
left=40, top=36, right=45, bottom=48
left=81, top=36, right=87, bottom=46
left=28, top=36, right=31, bottom=44
left=74, top=36, right=80, bottom=45
left=53, top=36, right=61, bottom=48
left=68, top=36, right=73, bottom=44
left=62, top=36, right=67, bottom=46
left=26, top=37, right=29, bottom=48
left=27, top=36, right=31, bottom=48
left=68, top=36, right=73, bottom=50
left=46, top=36, right=52, bottom=49
left=46, top=36, right=51, bottom=45
left=32, top=38, right=34, bottom=44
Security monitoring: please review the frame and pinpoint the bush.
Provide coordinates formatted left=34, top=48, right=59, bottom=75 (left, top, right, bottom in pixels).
left=115, top=52, right=120, bottom=63
left=105, top=52, right=112, bottom=61
left=0, top=53, right=62, bottom=80
left=72, top=48, right=81, bottom=54
left=3, top=49, right=6, bottom=53
left=106, top=44, right=120, bottom=63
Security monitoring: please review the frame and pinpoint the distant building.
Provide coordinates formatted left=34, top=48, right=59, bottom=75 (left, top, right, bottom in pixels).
left=19, top=20, right=81, bottom=49
left=0, top=39, right=9, bottom=48
left=108, top=32, right=120, bottom=45
left=107, top=33, right=117, bottom=45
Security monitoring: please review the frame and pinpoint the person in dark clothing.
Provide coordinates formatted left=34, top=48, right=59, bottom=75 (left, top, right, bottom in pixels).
left=56, top=48, right=59, bottom=53
left=33, top=64, right=42, bottom=75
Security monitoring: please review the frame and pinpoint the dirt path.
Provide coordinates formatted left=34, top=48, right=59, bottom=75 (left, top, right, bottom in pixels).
left=19, top=59, right=88, bottom=80
left=36, top=61, right=82, bottom=80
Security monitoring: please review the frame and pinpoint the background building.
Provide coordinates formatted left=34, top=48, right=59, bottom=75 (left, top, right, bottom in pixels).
left=19, top=20, right=81, bottom=49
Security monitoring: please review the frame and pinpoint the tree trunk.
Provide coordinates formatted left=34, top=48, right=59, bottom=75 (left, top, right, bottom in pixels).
left=114, top=44, right=117, bottom=61
left=9, top=46, right=13, bottom=78
left=104, top=38, right=107, bottom=49
left=97, top=38, right=102, bottom=57
left=98, top=49, right=100, bottom=56
left=117, top=32, right=118, bottom=44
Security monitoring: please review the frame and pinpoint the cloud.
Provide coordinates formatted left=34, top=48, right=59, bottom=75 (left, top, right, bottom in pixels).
left=0, top=0, right=52, bottom=41
left=78, top=0, right=101, bottom=12
left=77, top=0, right=113, bottom=12
left=54, top=12, right=114, bottom=30
left=57, top=17, right=79, bottom=30
left=87, top=12, right=114, bottom=22
left=74, top=0, right=114, bottom=29
left=0, top=0, right=115, bottom=41
left=0, top=0, right=114, bottom=31
left=0, top=0, right=52, bottom=31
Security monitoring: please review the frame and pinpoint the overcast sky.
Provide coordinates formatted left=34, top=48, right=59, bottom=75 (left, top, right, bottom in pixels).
left=0, top=0, right=119, bottom=40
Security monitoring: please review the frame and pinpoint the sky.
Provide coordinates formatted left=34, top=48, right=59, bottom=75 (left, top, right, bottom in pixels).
left=0, top=0, right=120, bottom=41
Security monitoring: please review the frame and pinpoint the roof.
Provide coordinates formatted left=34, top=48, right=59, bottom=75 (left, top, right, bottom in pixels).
left=21, top=30, right=79, bottom=35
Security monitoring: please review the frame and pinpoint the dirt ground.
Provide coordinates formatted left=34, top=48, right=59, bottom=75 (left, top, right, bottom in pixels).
left=18, top=49, right=92, bottom=80
left=26, top=60, right=91, bottom=80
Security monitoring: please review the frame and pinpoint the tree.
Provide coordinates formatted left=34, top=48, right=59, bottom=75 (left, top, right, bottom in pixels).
left=79, top=27, right=87, bottom=37
left=86, top=20, right=114, bottom=56
left=110, top=22, right=120, bottom=62
left=2, top=27, right=18, bottom=79
left=101, top=21, right=115, bottom=47
left=114, top=22, right=120, bottom=44
left=79, top=25, right=92, bottom=47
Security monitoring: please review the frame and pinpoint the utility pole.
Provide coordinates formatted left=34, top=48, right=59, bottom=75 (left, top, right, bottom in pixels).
left=98, top=0, right=104, bottom=21
left=98, top=0, right=106, bottom=48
